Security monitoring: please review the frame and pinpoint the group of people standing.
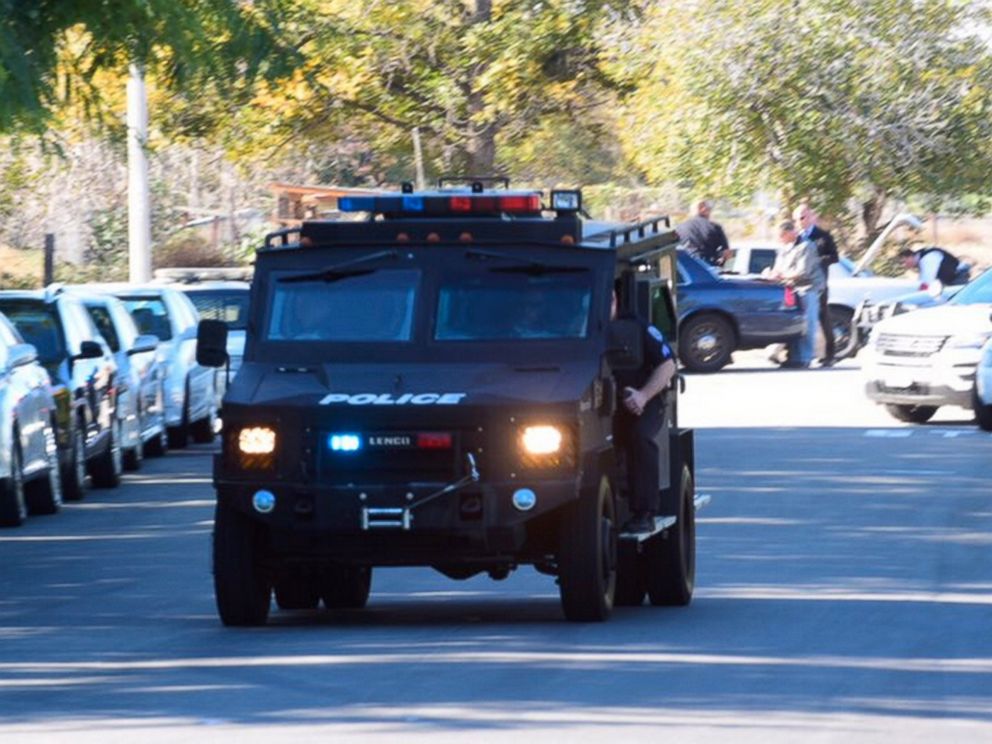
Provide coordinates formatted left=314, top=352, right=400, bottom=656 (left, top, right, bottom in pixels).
left=676, top=198, right=839, bottom=370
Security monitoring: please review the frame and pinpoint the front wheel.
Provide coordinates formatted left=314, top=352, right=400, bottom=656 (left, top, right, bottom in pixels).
left=828, top=306, right=858, bottom=360
left=90, top=418, right=122, bottom=488
left=61, top=426, right=88, bottom=501
left=643, top=465, right=696, bottom=606
left=190, top=405, right=216, bottom=444
left=973, top=387, right=992, bottom=432
left=167, top=385, right=190, bottom=450
left=884, top=404, right=937, bottom=424
left=558, top=475, right=617, bottom=622
left=213, top=504, right=271, bottom=626
left=679, top=314, right=735, bottom=373
left=0, top=444, right=26, bottom=527
left=26, top=428, right=62, bottom=516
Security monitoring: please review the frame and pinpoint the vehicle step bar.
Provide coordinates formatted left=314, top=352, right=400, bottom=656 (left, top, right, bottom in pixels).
left=620, top=493, right=712, bottom=541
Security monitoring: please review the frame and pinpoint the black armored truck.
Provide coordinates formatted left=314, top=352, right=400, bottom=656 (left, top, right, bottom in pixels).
left=197, top=181, right=706, bottom=625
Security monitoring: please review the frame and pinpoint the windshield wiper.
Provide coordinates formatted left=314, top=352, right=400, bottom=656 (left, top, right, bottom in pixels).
left=465, top=249, right=588, bottom=276
left=279, top=249, right=399, bottom=283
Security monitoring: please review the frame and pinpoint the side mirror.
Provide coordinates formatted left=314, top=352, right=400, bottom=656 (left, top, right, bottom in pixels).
left=196, top=319, right=229, bottom=368
left=9, top=343, right=38, bottom=368
left=128, top=334, right=159, bottom=356
left=75, top=340, right=104, bottom=360
left=606, top=319, right=644, bottom=371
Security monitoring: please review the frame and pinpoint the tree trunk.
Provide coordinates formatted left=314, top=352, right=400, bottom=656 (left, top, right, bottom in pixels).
left=859, top=188, right=887, bottom=252
left=464, top=0, right=495, bottom=175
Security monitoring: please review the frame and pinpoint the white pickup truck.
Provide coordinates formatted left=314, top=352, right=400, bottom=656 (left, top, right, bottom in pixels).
left=723, top=214, right=923, bottom=357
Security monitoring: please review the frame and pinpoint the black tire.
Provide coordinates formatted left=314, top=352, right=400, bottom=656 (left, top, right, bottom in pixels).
left=884, top=404, right=938, bottom=424
left=614, top=542, right=646, bottom=607
left=320, top=566, right=372, bottom=609
left=90, top=418, right=122, bottom=488
left=61, top=426, right=88, bottom=502
left=678, top=314, right=735, bottom=373
left=167, top=385, right=190, bottom=450
left=557, top=475, right=617, bottom=622
left=274, top=576, right=321, bottom=610
left=644, top=465, right=695, bottom=607
left=144, top=428, right=167, bottom=458
left=828, top=305, right=858, bottom=360
left=973, top=387, right=992, bottom=432
left=25, top=429, right=63, bottom=516
left=190, top=407, right=216, bottom=444
left=0, top=443, right=27, bottom=527
left=213, top=503, right=271, bottom=626
left=122, top=440, right=143, bottom=472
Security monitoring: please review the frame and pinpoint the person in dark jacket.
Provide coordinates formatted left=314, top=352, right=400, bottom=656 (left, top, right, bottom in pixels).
left=898, top=246, right=969, bottom=293
left=611, top=289, right=677, bottom=534
left=794, top=203, right=839, bottom=366
left=676, top=198, right=730, bottom=267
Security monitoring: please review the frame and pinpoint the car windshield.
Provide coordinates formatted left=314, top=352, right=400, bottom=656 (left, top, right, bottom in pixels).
left=118, top=297, right=173, bottom=341
left=186, top=289, right=249, bottom=331
left=950, top=268, right=992, bottom=305
left=266, top=269, right=419, bottom=342
left=435, top=273, right=591, bottom=341
left=0, top=301, right=65, bottom=365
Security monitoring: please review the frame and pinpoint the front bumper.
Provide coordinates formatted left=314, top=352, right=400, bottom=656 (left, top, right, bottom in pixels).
left=863, top=348, right=981, bottom=408
left=215, top=464, right=579, bottom=564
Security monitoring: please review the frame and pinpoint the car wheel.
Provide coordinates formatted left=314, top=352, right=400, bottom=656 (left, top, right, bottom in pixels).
left=167, top=385, right=190, bottom=450
left=213, top=503, right=271, bottom=626
left=90, top=418, right=123, bottom=488
left=828, top=306, right=858, bottom=360
left=61, top=426, right=88, bottom=501
left=884, top=404, right=938, bottom=424
left=190, top=405, right=216, bottom=444
left=123, top=436, right=144, bottom=471
left=972, top=387, right=992, bottom=432
left=320, top=566, right=372, bottom=609
left=558, top=475, right=616, bottom=622
left=643, top=465, right=695, bottom=606
left=0, top=442, right=27, bottom=527
left=679, top=314, right=735, bottom=373
left=25, top=427, right=63, bottom=516
left=274, top=575, right=321, bottom=610
left=144, top=428, right=168, bottom=457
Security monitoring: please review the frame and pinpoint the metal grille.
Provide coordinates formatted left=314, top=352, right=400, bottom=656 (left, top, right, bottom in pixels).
left=876, top=333, right=947, bottom=357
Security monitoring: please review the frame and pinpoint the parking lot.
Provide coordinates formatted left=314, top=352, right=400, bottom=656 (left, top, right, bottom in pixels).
left=1, top=352, right=989, bottom=743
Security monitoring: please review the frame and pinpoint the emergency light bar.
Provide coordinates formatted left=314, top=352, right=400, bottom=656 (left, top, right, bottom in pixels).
left=338, top=193, right=542, bottom=217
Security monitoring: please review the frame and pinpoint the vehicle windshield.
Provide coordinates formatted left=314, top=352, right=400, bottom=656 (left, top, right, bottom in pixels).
left=435, top=273, right=591, bottom=341
left=186, top=289, right=249, bottom=331
left=118, top=297, right=173, bottom=341
left=0, top=301, right=66, bottom=365
left=266, top=269, right=419, bottom=342
left=950, top=268, right=992, bottom=305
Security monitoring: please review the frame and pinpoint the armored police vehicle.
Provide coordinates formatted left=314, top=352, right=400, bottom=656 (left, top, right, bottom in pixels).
left=197, top=180, right=703, bottom=625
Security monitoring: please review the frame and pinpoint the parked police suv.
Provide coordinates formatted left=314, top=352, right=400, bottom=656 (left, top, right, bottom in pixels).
left=198, top=181, right=704, bottom=625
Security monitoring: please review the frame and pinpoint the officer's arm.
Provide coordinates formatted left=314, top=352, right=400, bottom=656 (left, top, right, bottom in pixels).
left=641, top=358, right=677, bottom=401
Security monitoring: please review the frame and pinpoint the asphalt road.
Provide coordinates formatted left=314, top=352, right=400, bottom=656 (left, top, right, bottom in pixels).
left=1, top=353, right=990, bottom=743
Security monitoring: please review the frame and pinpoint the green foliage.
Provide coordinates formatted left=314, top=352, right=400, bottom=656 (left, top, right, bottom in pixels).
left=617, top=0, right=992, bottom=238
left=0, top=0, right=299, bottom=132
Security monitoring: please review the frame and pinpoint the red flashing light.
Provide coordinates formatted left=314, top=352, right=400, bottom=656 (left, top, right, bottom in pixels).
left=447, top=194, right=541, bottom=215
left=450, top=196, right=473, bottom=212
left=417, top=432, right=453, bottom=449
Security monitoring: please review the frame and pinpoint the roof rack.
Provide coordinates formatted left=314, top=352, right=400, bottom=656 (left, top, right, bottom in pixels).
left=264, top=227, right=302, bottom=250
left=583, top=216, right=680, bottom=264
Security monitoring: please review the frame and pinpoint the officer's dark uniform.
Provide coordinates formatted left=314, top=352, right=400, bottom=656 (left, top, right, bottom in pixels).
left=613, top=317, right=675, bottom=516
left=916, top=247, right=964, bottom=286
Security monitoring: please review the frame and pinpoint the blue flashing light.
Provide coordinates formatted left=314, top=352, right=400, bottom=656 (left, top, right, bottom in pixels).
left=401, top=195, right=424, bottom=211
left=329, top=433, right=362, bottom=452
left=338, top=196, right=376, bottom=212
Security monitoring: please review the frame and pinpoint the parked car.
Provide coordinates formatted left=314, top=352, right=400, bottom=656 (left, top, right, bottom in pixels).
left=168, top=279, right=249, bottom=407
left=723, top=214, right=926, bottom=358
left=0, top=289, right=123, bottom=498
left=854, top=284, right=965, bottom=345
left=90, top=285, right=217, bottom=448
left=862, top=267, right=992, bottom=423
left=72, top=292, right=167, bottom=467
left=0, top=312, right=62, bottom=526
left=676, top=249, right=805, bottom=372
left=975, top=337, right=992, bottom=432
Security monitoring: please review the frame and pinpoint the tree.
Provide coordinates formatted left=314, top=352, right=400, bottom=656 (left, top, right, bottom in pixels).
left=0, top=0, right=296, bottom=132
left=228, top=0, right=631, bottom=178
left=617, top=0, right=992, bottom=244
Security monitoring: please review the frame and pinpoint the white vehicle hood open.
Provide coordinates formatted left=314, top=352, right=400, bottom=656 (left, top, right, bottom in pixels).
left=873, top=303, right=992, bottom=336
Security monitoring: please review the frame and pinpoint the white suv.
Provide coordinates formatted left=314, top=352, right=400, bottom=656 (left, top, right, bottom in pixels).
left=863, top=268, right=992, bottom=423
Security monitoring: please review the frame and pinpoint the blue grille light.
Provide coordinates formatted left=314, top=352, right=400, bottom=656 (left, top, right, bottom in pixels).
left=402, top=196, right=425, bottom=211
left=338, top=197, right=377, bottom=212
left=329, top=433, right=362, bottom=452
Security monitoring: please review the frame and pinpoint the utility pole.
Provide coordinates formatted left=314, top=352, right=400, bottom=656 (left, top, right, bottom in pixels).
left=412, top=127, right=426, bottom=190
left=127, top=64, right=152, bottom=283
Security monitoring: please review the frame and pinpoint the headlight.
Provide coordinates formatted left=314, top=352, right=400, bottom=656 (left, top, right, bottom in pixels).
left=239, top=426, right=276, bottom=454
left=521, top=425, right=562, bottom=455
left=947, top=332, right=992, bottom=350
left=518, top=424, right=574, bottom=469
